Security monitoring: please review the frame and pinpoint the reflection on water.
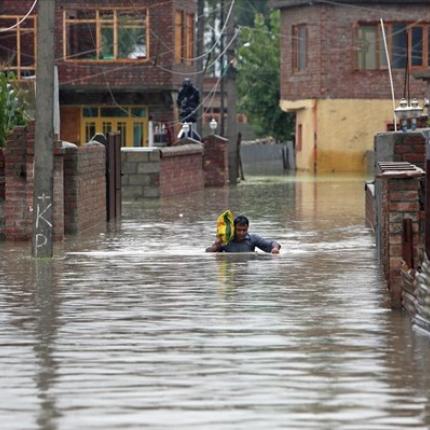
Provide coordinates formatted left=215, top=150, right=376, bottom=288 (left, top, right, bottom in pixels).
left=1, top=173, right=430, bottom=429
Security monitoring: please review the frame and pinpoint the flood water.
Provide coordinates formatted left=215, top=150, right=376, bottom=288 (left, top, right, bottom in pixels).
left=1, top=172, right=430, bottom=430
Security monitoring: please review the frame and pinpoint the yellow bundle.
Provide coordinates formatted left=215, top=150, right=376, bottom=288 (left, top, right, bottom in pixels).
left=216, top=210, right=235, bottom=245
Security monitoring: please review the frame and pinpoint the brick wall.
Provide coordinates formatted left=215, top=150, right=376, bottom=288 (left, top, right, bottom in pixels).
left=203, top=135, right=229, bottom=187
left=377, top=163, right=423, bottom=308
left=0, top=148, right=4, bottom=200
left=122, top=144, right=205, bottom=198
left=279, top=3, right=429, bottom=101
left=374, top=131, right=427, bottom=172
left=160, top=145, right=204, bottom=197
left=63, top=141, right=106, bottom=234
left=4, top=123, right=64, bottom=241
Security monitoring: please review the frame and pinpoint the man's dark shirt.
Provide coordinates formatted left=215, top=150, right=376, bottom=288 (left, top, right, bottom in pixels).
left=220, top=234, right=279, bottom=253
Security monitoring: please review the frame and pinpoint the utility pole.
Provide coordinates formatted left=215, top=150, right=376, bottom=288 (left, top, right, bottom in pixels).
left=196, top=0, right=205, bottom=138
left=219, top=0, right=225, bottom=136
left=226, top=0, right=238, bottom=184
left=32, top=0, right=56, bottom=258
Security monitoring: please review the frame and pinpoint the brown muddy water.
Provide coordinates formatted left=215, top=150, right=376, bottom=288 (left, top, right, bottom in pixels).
left=1, top=173, right=430, bottom=430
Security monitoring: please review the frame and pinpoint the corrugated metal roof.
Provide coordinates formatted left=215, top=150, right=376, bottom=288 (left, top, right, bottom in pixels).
left=270, top=0, right=427, bottom=9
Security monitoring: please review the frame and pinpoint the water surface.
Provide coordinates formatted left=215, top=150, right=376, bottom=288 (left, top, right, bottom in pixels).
left=1, top=173, right=430, bottom=430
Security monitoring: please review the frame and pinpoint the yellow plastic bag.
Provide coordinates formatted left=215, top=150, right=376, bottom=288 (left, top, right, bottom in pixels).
left=216, top=209, right=235, bottom=245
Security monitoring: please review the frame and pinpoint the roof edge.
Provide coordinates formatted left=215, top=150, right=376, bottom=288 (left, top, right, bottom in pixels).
left=270, top=0, right=427, bottom=9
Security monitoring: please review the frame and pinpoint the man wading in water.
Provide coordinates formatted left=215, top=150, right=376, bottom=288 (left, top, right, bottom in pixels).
left=206, top=215, right=281, bottom=254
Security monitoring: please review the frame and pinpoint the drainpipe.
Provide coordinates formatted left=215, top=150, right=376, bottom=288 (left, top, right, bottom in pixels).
left=312, top=100, right=318, bottom=175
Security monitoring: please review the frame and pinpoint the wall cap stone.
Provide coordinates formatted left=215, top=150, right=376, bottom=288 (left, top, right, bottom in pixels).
left=376, top=161, right=424, bottom=179
left=161, top=143, right=203, bottom=158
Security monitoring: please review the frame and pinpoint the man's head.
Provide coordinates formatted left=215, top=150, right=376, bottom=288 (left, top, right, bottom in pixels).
left=234, top=215, right=249, bottom=241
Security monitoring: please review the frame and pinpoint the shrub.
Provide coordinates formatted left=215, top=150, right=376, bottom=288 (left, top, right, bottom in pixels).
left=0, top=73, right=28, bottom=147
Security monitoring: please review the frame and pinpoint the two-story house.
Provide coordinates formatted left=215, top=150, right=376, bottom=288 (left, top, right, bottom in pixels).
left=271, top=0, right=430, bottom=173
left=0, top=0, right=197, bottom=147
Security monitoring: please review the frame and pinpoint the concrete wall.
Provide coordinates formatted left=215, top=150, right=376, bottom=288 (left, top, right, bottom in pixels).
left=282, top=98, right=398, bottom=173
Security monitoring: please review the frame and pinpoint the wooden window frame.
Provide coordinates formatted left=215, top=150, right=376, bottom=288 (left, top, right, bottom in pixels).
left=0, top=15, right=37, bottom=79
left=292, top=24, right=307, bottom=72
left=175, top=10, right=184, bottom=64
left=355, top=21, right=430, bottom=71
left=175, top=10, right=194, bottom=65
left=63, top=7, right=150, bottom=63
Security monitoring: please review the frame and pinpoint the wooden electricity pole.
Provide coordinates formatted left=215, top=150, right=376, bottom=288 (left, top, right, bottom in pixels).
left=196, top=0, right=205, bottom=137
left=226, top=0, right=238, bottom=184
left=219, top=0, right=225, bottom=137
left=32, top=0, right=56, bottom=258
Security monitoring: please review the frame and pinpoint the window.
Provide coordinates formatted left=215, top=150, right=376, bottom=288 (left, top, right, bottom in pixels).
left=175, top=10, right=194, bottom=64
left=81, top=105, right=148, bottom=147
left=0, top=15, right=36, bottom=79
left=64, top=8, right=148, bottom=61
left=356, top=22, right=430, bottom=70
left=357, top=25, right=386, bottom=69
left=292, top=25, right=307, bottom=72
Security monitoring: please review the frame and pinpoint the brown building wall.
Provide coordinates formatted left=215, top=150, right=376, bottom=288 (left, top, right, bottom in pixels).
left=280, top=3, right=429, bottom=100
left=1, top=0, right=197, bottom=90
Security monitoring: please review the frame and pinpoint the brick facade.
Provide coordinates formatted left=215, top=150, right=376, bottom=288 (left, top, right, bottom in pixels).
left=4, top=123, right=65, bottom=241
left=122, top=142, right=210, bottom=199
left=63, top=141, right=106, bottom=234
left=377, top=164, right=423, bottom=308
left=160, top=146, right=204, bottom=197
left=202, top=135, right=229, bottom=187
left=0, top=0, right=197, bottom=146
left=1, top=122, right=106, bottom=240
left=277, top=2, right=429, bottom=101
left=0, top=148, right=4, bottom=200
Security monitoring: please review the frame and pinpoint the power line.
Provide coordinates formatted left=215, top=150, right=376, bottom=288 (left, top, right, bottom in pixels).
left=0, top=0, right=38, bottom=33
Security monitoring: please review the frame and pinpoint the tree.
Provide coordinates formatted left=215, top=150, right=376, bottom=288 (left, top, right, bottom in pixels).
left=0, top=73, right=28, bottom=147
left=237, top=11, right=294, bottom=142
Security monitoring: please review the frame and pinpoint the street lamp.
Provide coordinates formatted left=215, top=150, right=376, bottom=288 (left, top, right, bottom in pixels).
left=394, top=98, right=410, bottom=132
left=409, top=98, right=423, bottom=131
left=209, top=118, right=218, bottom=134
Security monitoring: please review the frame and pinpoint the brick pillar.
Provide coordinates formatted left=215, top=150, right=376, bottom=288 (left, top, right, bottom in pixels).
left=5, top=124, right=34, bottom=240
left=0, top=148, right=4, bottom=200
left=202, top=134, right=229, bottom=187
left=377, top=162, right=424, bottom=308
left=4, top=122, right=64, bottom=241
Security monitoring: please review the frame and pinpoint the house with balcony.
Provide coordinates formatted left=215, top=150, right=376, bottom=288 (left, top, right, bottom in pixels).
left=0, top=0, right=197, bottom=147
left=271, top=0, right=430, bottom=173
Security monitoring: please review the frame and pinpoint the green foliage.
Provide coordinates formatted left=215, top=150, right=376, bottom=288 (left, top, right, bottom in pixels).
left=0, top=73, right=28, bottom=147
left=236, top=0, right=270, bottom=27
left=237, top=11, right=294, bottom=142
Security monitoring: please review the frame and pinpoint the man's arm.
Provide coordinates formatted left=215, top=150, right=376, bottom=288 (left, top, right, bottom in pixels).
left=206, top=237, right=223, bottom=252
left=252, top=235, right=281, bottom=254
